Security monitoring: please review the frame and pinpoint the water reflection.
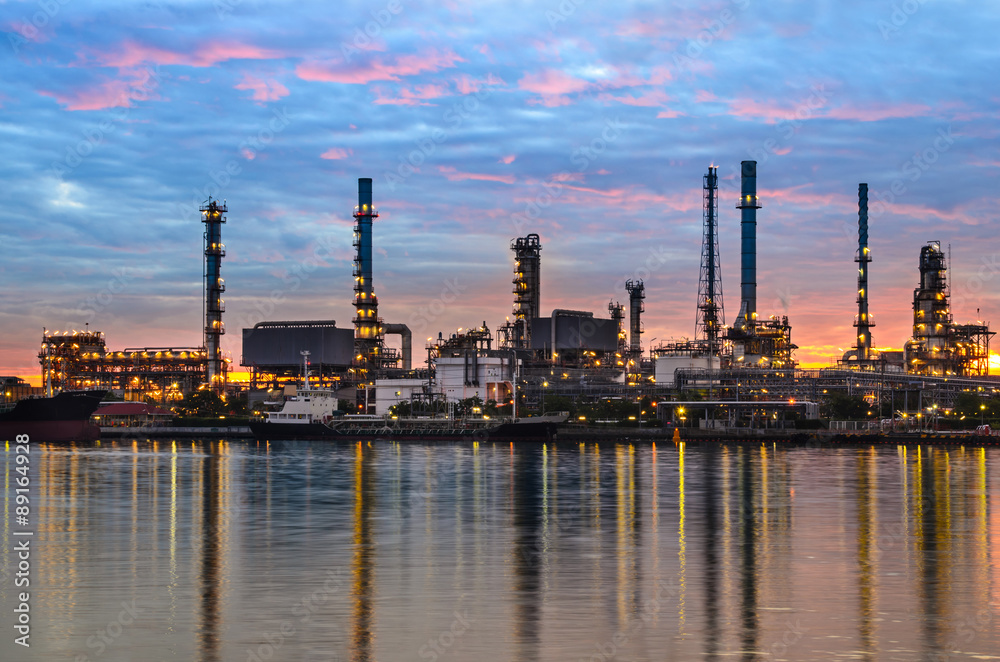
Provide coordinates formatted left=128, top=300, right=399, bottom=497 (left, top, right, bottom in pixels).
left=700, top=444, right=721, bottom=661
left=856, top=449, right=877, bottom=662
left=198, top=444, right=221, bottom=662
left=1, top=441, right=998, bottom=661
left=510, top=442, right=541, bottom=660
left=737, top=446, right=760, bottom=660
left=351, top=442, right=376, bottom=662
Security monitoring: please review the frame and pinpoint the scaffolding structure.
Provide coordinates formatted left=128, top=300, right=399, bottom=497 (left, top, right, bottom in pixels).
left=507, top=234, right=541, bottom=349
left=625, top=279, right=644, bottom=381
left=428, top=324, right=494, bottom=359
left=904, top=241, right=993, bottom=376
left=39, top=329, right=207, bottom=401
left=609, top=300, right=627, bottom=356
left=696, top=165, right=725, bottom=352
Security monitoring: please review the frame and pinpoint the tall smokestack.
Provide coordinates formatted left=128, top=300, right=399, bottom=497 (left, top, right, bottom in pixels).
left=855, top=183, right=873, bottom=360
left=353, top=177, right=381, bottom=381
left=736, top=160, right=761, bottom=328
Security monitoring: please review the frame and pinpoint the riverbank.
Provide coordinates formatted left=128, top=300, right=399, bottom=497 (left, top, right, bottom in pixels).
left=99, top=425, right=251, bottom=438
left=95, top=424, right=1000, bottom=446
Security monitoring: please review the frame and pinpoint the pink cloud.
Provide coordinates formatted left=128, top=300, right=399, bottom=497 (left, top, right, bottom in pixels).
left=767, top=186, right=855, bottom=210
left=518, top=69, right=590, bottom=106
left=727, top=96, right=933, bottom=123
left=695, top=89, right=717, bottom=103
left=656, top=109, right=682, bottom=119
left=5, top=20, right=49, bottom=44
left=600, top=89, right=671, bottom=108
left=89, top=39, right=284, bottom=69
left=234, top=74, right=289, bottom=102
left=438, top=166, right=515, bottom=184
left=499, top=155, right=516, bottom=164
left=321, top=147, right=352, bottom=160
left=297, top=49, right=464, bottom=84
left=453, top=74, right=503, bottom=95
left=39, top=72, right=156, bottom=111
left=373, top=83, right=449, bottom=106
left=824, top=102, right=934, bottom=122
left=726, top=98, right=802, bottom=122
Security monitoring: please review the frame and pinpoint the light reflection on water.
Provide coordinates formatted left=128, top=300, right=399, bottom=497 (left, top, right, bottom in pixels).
left=2, top=440, right=999, bottom=661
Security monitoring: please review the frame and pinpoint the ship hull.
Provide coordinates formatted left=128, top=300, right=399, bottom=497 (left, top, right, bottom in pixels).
left=0, top=390, right=107, bottom=443
left=249, top=419, right=557, bottom=442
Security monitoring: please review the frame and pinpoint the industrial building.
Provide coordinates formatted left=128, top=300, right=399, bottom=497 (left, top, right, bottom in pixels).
left=29, top=161, right=999, bottom=425
left=239, top=178, right=415, bottom=413
left=653, top=161, right=796, bottom=394
left=903, top=241, right=993, bottom=376
left=375, top=324, right=516, bottom=416
left=529, top=310, right=619, bottom=357
left=38, top=198, right=231, bottom=400
left=498, top=233, right=542, bottom=350
left=836, top=184, right=993, bottom=378
left=241, top=320, right=354, bottom=386
left=724, top=161, right=797, bottom=368
left=39, top=329, right=209, bottom=401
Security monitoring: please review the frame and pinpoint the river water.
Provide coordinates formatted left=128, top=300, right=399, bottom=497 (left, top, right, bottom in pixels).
left=2, top=439, right=999, bottom=661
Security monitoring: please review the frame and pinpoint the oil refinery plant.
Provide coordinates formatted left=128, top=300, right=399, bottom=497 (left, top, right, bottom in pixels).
left=35, top=164, right=998, bottom=425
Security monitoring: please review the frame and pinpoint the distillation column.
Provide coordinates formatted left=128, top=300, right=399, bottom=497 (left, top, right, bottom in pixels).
left=855, top=183, right=873, bottom=360
left=609, top=300, right=627, bottom=356
left=353, top=178, right=383, bottom=382
left=201, top=198, right=227, bottom=391
left=697, top=165, right=725, bottom=351
left=625, top=279, right=644, bottom=378
left=511, top=234, right=542, bottom=349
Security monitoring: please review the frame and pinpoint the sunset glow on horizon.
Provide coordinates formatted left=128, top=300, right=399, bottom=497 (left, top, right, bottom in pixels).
left=2, top=1, right=998, bottom=379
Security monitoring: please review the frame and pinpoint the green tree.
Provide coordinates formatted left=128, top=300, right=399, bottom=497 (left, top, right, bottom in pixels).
left=175, top=390, right=228, bottom=417
left=952, top=392, right=984, bottom=418
left=822, top=393, right=870, bottom=420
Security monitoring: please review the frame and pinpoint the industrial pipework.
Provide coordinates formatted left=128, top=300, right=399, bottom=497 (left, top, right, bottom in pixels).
left=383, top=323, right=412, bottom=371
left=201, top=198, right=227, bottom=391
left=511, top=233, right=542, bottom=349
left=855, top=183, right=873, bottom=360
left=736, top=160, right=761, bottom=330
left=353, top=178, right=383, bottom=377
left=696, top=165, right=725, bottom=351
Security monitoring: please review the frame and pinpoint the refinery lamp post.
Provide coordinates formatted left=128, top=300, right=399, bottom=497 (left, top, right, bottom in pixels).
left=982, top=403, right=986, bottom=426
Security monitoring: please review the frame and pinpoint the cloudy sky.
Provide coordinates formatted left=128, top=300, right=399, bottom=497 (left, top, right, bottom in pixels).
left=1, top=0, right=998, bottom=380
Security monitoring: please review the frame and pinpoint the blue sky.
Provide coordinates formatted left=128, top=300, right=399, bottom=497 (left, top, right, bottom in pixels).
left=2, top=0, right=998, bottom=378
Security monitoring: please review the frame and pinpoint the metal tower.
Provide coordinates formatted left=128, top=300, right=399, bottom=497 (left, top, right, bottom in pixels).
left=353, top=178, right=383, bottom=382
left=511, top=233, right=541, bottom=349
left=735, top=160, right=761, bottom=330
left=201, top=198, right=227, bottom=391
left=609, top=300, right=627, bottom=355
left=625, top=280, right=644, bottom=381
left=696, top=165, right=725, bottom=350
left=625, top=279, right=644, bottom=354
left=855, top=183, right=873, bottom=360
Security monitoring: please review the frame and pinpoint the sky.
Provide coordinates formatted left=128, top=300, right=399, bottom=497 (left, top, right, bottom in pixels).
left=1, top=0, right=999, bottom=380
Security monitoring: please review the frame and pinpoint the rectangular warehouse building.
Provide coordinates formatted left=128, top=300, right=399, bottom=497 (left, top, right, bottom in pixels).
left=241, top=320, right=354, bottom=369
left=530, top=310, right=618, bottom=353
